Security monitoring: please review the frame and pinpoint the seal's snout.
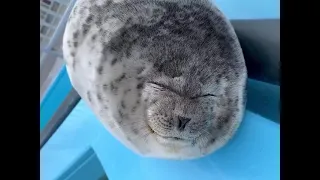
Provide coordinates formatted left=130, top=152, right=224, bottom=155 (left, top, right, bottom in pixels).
left=177, top=116, right=191, bottom=131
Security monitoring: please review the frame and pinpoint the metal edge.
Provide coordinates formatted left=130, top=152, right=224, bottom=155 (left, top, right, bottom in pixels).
left=40, top=66, right=73, bottom=131
left=40, top=88, right=81, bottom=149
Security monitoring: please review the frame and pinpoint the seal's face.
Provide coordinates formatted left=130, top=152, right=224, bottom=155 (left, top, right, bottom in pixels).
left=145, top=82, right=216, bottom=147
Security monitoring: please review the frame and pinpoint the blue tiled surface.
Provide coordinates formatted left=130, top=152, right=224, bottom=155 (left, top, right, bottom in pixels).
left=40, top=0, right=280, bottom=179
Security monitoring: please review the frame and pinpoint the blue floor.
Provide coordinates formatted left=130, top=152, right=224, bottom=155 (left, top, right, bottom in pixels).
left=40, top=101, right=101, bottom=180
left=40, top=0, right=280, bottom=179
left=93, top=110, right=279, bottom=180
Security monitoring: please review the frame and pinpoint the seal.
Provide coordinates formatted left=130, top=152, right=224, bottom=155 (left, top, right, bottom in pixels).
left=62, top=0, right=247, bottom=159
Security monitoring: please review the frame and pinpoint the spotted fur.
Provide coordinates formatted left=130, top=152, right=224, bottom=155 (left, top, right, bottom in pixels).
left=63, top=0, right=247, bottom=159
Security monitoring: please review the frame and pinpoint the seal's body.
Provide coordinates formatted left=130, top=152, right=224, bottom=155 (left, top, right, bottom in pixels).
left=63, top=0, right=247, bottom=159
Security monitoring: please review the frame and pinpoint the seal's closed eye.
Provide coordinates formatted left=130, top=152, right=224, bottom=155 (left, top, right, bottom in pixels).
left=190, top=94, right=216, bottom=99
left=147, top=81, right=216, bottom=99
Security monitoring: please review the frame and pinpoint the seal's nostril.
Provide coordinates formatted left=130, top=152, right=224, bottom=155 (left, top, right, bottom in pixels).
left=177, top=116, right=191, bottom=131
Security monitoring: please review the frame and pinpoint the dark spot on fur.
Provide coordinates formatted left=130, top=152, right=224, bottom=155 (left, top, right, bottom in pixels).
left=73, top=31, right=79, bottom=39
left=82, top=24, right=90, bottom=36
left=103, top=84, right=108, bottom=91
left=235, top=72, right=239, bottom=78
left=110, top=82, right=118, bottom=95
left=209, top=138, right=216, bottom=144
left=118, top=110, right=124, bottom=119
left=124, top=89, right=132, bottom=95
left=126, top=17, right=133, bottom=24
left=85, top=14, right=94, bottom=24
left=157, top=64, right=164, bottom=72
left=235, top=98, right=239, bottom=104
left=115, top=73, right=126, bottom=83
left=137, top=83, right=143, bottom=89
left=111, top=58, right=117, bottom=66
left=131, top=106, right=137, bottom=112
left=117, top=119, right=124, bottom=125
left=97, top=66, right=103, bottom=74
left=215, top=79, right=220, bottom=84
left=217, top=74, right=222, bottom=79
left=87, top=91, right=92, bottom=102
left=136, top=77, right=143, bottom=82
left=97, top=93, right=102, bottom=101
left=217, top=115, right=230, bottom=129
left=224, top=117, right=230, bottom=123
left=191, top=140, right=197, bottom=146
left=141, top=41, right=148, bottom=47
left=95, top=15, right=103, bottom=26
left=92, top=34, right=97, bottom=41
left=137, top=67, right=145, bottom=74
left=132, top=128, right=139, bottom=135
left=104, top=105, right=108, bottom=110
left=121, top=100, right=126, bottom=109
left=125, top=48, right=132, bottom=57
left=217, top=121, right=223, bottom=130
left=88, top=61, right=92, bottom=66
left=210, top=107, right=214, bottom=111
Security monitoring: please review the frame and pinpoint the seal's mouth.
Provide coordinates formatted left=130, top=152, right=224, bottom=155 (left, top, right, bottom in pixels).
left=149, top=125, right=191, bottom=142
left=157, top=134, right=185, bottom=141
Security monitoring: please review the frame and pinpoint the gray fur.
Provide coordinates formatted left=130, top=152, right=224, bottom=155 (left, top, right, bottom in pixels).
left=63, top=0, right=247, bottom=159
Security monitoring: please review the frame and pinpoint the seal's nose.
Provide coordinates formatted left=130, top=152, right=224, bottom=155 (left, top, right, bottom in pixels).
left=177, top=116, right=191, bottom=131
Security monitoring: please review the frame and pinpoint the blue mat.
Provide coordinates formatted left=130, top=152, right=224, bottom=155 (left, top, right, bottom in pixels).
left=92, top=110, right=279, bottom=180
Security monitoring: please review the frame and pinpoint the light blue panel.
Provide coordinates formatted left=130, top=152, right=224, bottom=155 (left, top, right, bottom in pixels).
left=92, top=111, right=279, bottom=180
left=215, top=0, right=280, bottom=19
left=55, top=148, right=105, bottom=180
left=40, top=100, right=102, bottom=180
left=40, top=66, right=72, bottom=131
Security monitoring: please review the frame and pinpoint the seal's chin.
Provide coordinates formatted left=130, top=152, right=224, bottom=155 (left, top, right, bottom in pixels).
left=149, top=126, right=193, bottom=146
left=155, top=134, right=192, bottom=146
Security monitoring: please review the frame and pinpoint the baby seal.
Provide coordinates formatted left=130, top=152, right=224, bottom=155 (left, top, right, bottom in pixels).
left=63, top=0, right=247, bottom=159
